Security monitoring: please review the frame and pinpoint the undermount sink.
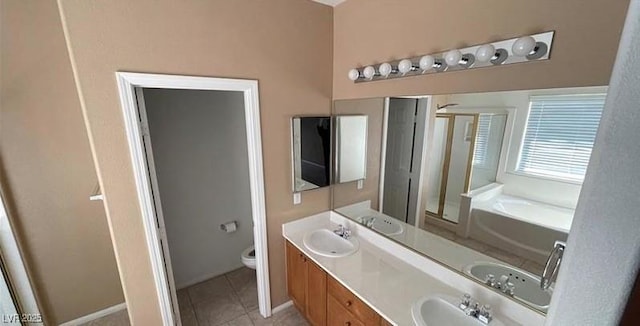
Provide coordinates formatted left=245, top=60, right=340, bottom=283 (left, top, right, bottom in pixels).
left=464, top=261, right=552, bottom=311
left=302, top=229, right=359, bottom=258
left=358, top=215, right=404, bottom=236
left=412, top=295, right=505, bottom=326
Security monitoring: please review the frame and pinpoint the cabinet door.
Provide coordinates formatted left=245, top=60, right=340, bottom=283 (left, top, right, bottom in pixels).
left=286, top=241, right=306, bottom=313
left=306, top=260, right=327, bottom=326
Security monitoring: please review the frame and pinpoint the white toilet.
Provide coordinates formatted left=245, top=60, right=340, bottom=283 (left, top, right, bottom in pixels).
left=241, top=245, right=256, bottom=270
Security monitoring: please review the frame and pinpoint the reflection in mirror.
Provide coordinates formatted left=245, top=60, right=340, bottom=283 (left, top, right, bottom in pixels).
left=332, top=86, right=608, bottom=313
left=425, top=113, right=508, bottom=223
left=291, top=116, right=331, bottom=192
left=336, top=115, right=368, bottom=183
left=381, top=98, right=429, bottom=225
left=471, top=114, right=507, bottom=190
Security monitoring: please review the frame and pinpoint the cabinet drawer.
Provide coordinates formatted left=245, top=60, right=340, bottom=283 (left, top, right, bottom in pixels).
left=328, top=277, right=380, bottom=325
left=327, top=293, right=365, bottom=326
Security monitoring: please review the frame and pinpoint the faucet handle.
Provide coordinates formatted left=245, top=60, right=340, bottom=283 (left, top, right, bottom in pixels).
left=459, top=293, right=472, bottom=309
left=478, top=304, right=492, bottom=324
left=485, top=274, right=496, bottom=287
left=504, top=282, right=515, bottom=296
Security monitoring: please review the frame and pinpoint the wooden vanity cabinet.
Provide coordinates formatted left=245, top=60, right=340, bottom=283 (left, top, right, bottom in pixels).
left=286, top=241, right=326, bottom=325
left=286, top=240, right=391, bottom=326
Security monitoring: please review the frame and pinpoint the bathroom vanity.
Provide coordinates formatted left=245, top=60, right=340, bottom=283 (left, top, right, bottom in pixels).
left=286, top=241, right=390, bottom=326
left=283, top=211, right=542, bottom=325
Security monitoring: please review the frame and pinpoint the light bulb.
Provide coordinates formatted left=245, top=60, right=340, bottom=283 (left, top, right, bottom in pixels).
left=512, top=36, right=536, bottom=56
left=379, top=63, right=393, bottom=77
left=348, top=69, right=360, bottom=81
left=398, top=59, right=414, bottom=74
left=363, top=66, right=376, bottom=80
left=419, top=55, right=435, bottom=71
left=475, top=44, right=496, bottom=63
left=444, top=49, right=463, bottom=66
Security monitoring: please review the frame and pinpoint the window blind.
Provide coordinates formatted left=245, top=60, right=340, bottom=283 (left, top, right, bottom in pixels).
left=473, top=115, right=492, bottom=167
left=516, top=94, right=606, bottom=181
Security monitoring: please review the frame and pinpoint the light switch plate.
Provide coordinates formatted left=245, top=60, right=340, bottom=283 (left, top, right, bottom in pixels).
left=293, top=192, right=301, bottom=205
left=357, top=179, right=364, bottom=190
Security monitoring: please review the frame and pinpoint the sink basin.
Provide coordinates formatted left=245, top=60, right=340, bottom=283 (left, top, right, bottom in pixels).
left=359, top=215, right=404, bottom=236
left=412, top=295, right=505, bottom=326
left=464, top=261, right=552, bottom=311
left=302, top=229, right=359, bottom=258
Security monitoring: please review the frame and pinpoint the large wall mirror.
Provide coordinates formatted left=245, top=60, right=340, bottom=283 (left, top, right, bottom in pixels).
left=331, top=85, right=608, bottom=313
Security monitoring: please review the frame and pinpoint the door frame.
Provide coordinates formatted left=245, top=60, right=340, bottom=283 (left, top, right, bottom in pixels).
left=0, top=187, right=41, bottom=320
left=116, top=72, right=271, bottom=325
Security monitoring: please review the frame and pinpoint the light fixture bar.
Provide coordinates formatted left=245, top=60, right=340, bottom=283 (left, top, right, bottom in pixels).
left=348, top=31, right=555, bottom=83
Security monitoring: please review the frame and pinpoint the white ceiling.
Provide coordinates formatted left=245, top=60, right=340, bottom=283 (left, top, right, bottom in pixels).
left=311, top=0, right=347, bottom=7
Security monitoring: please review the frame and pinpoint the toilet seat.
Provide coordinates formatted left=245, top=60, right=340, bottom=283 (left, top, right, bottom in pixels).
left=241, top=245, right=256, bottom=270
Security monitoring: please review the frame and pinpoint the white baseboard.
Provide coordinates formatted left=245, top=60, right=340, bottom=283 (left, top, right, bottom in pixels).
left=271, top=300, right=293, bottom=315
left=58, top=303, right=126, bottom=326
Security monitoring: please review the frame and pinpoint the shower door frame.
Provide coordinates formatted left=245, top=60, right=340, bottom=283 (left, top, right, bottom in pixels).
left=427, top=113, right=479, bottom=221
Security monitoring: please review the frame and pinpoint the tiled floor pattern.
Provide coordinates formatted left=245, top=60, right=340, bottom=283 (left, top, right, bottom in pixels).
left=423, top=222, right=545, bottom=276
left=82, top=267, right=308, bottom=326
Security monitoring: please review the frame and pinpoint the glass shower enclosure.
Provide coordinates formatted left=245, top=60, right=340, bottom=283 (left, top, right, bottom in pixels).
left=424, top=113, right=507, bottom=223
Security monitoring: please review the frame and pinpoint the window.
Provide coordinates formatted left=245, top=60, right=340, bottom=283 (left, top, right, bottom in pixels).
left=516, top=94, right=606, bottom=182
left=473, top=115, right=492, bottom=167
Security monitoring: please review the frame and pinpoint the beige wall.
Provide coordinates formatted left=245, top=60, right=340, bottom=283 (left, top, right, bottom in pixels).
left=57, top=0, right=333, bottom=323
left=332, top=98, right=384, bottom=210
left=0, top=0, right=124, bottom=324
left=333, top=0, right=629, bottom=100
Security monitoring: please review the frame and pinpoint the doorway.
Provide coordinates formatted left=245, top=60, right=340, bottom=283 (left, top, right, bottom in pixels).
left=380, top=97, right=430, bottom=226
left=116, top=73, right=270, bottom=325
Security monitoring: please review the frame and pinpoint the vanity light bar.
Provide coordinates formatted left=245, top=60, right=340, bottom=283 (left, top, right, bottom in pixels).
left=348, top=31, right=555, bottom=83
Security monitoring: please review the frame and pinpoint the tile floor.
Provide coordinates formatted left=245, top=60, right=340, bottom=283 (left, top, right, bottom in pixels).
left=83, top=267, right=308, bottom=326
left=423, top=222, right=546, bottom=275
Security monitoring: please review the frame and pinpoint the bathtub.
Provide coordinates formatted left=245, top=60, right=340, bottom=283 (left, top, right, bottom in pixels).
left=468, top=195, right=572, bottom=265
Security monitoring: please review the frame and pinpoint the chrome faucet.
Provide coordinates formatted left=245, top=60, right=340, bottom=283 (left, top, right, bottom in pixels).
left=484, top=274, right=516, bottom=297
left=360, top=216, right=376, bottom=228
left=334, top=224, right=352, bottom=240
left=459, top=294, right=492, bottom=324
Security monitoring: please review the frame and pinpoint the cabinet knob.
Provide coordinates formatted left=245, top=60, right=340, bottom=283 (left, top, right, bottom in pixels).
left=345, top=322, right=351, bottom=326
left=346, top=300, right=352, bottom=307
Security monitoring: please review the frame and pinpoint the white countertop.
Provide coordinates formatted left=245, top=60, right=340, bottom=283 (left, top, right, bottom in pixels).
left=335, top=201, right=502, bottom=270
left=283, top=211, right=545, bottom=326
